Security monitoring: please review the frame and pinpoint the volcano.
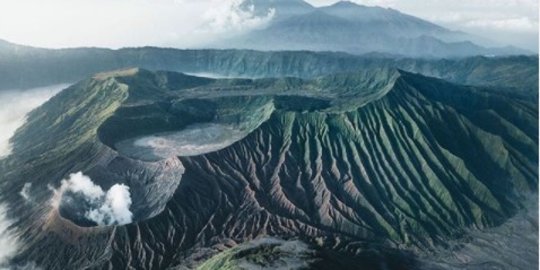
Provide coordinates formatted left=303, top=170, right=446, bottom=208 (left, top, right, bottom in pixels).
left=1, top=65, right=537, bottom=269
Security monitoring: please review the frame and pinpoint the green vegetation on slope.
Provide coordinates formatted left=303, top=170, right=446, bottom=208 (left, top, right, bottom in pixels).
left=0, top=68, right=536, bottom=269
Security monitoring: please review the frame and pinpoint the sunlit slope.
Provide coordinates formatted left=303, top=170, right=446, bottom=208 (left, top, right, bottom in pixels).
left=171, top=70, right=536, bottom=246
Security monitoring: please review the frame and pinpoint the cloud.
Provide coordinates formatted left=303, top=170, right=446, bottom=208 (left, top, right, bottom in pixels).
left=0, top=0, right=275, bottom=49
left=201, top=0, right=275, bottom=33
left=0, top=0, right=537, bottom=50
left=0, top=84, right=68, bottom=159
left=426, top=11, right=539, bottom=32
left=56, top=172, right=133, bottom=226
left=465, top=17, right=538, bottom=32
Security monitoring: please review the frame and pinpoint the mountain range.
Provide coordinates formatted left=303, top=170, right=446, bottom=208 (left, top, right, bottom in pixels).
left=0, top=39, right=537, bottom=96
left=210, top=0, right=530, bottom=57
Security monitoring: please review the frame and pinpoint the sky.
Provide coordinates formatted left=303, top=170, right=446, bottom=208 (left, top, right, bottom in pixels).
left=0, top=0, right=537, bottom=51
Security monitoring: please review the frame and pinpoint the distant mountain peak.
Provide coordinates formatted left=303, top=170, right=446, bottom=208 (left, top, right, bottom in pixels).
left=327, top=1, right=392, bottom=10
left=329, top=1, right=365, bottom=8
left=215, top=1, right=529, bottom=58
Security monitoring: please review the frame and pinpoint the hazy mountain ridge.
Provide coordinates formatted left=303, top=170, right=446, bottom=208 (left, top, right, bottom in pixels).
left=1, top=68, right=536, bottom=269
left=0, top=40, right=537, bottom=95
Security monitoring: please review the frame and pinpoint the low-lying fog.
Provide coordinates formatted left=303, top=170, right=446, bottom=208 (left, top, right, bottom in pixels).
left=183, top=72, right=233, bottom=79
left=0, top=84, right=70, bottom=158
left=0, top=84, right=68, bottom=267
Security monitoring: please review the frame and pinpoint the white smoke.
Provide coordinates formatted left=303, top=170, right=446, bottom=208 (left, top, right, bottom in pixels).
left=0, top=84, right=69, bottom=158
left=56, top=172, right=133, bottom=226
left=85, top=185, right=133, bottom=226
left=19, top=183, right=32, bottom=202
